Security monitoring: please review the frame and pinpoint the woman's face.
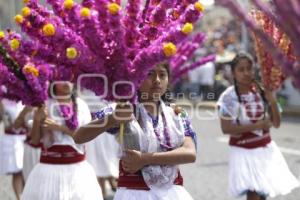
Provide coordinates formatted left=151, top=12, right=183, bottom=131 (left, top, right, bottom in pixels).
left=53, top=82, right=74, bottom=97
left=139, top=64, right=169, bottom=102
left=233, top=58, right=254, bottom=86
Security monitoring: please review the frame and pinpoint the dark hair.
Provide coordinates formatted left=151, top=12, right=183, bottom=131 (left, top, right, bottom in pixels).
left=159, top=62, right=175, bottom=104
left=70, top=89, right=78, bottom=114
left=230, top=52, right=254, bottom=73
left=231, top=52, right=268, bottom=123
left=231, top=52, right=255, bottom=104
left=50, top=82, right=78, bottom=115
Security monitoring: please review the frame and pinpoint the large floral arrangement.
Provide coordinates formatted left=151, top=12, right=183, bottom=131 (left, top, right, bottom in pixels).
left=219, top=0, right=300, bottom=90
left=9, top=0, right=211, bottom=101
left=0, top=30, right=53, bottom=106
left=251, top=10, right=293, bottom=90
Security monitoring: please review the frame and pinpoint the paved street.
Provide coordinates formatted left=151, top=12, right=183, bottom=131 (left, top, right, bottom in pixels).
left=1, top=108, right=300, bottom=200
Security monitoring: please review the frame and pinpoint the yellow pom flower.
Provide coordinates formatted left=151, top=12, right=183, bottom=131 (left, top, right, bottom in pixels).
left=163, top=42, right=177, bottom=57
left=0, top=31, right=5, bottom=39
left=22, top=7, right=31, bottom=17
left=194, top=2, right=205, bottom=12
left=64, top=0, right=74, bottom=10
left=80, top=7, right=91, bottom=18
left=66, top=47, right=78, bottom=59
left=15, top=15, right=24, bottom=24
left=108, top=3, right=121, bottom=15
left=24, top=64, right=39, bottom=77
left=43, top=23, right=56, bottom=36
left=10, top=39, right=21, bottom=51
left=181, top=23, right=194, bottom=34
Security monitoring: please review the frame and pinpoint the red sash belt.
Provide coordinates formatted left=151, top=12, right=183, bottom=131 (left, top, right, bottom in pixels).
left=25, top=137, right=43, bottom=149
left=118, top=161, right=183, bottom=190
left=40, top=145, right=85, bottom=164
left=5, top=129, right=27, bottom=136
left=230, top=131, right=271, bottom=149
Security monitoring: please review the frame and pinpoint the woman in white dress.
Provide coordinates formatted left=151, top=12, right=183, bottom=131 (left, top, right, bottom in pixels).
left=21, top=82, right=102, bottom=200
left=22, top=107, right=42, bottom=182
left=0, top=99, right=27, bottom=200
left=82, top=93, right=119, bottom=199
left=74, top=62, right=198, bottom=200
left=86, top=130, right=119, bottom=198
left=217, top=53, right=299, bottom=200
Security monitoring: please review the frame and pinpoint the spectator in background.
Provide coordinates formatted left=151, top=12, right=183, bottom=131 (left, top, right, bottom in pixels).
left=214, top=40, right=236, bottom=64
left=226, top=31, right=240, bottom=52
left=195, top=61, right=216, bottom=101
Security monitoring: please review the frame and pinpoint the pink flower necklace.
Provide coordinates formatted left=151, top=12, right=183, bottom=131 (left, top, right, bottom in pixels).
left=58, top=103, right=78, bottom=131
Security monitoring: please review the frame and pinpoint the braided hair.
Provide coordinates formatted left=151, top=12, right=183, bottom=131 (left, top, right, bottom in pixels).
left=70, top=86, right=78, bottom=115
left=230, top=52, right=268, bottom=123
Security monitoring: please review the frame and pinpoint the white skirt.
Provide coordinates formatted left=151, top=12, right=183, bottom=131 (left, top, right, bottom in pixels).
left=229, top=141, right=300, bottom=198
left=22, top=143, right=41, bottom=182
left=0, top=134, right=26, bottom=175
left=86, top=132, right=119, bottom=177
left=114, top=185, right=193, bottom=200
left=21, top=160, right=103, bottom=200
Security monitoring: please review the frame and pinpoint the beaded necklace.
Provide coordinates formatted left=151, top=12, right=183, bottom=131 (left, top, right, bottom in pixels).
left=148, top=111, right=172, bottom=150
